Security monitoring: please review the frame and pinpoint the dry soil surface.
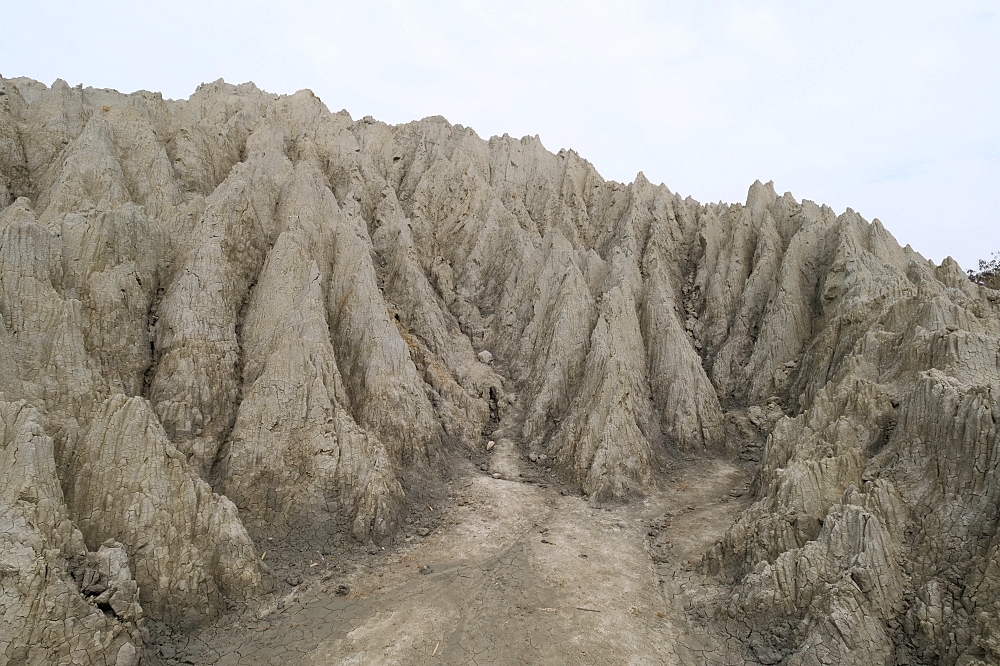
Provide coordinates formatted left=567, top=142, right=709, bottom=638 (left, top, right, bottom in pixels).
left=148, top=458, right=754, bottom=665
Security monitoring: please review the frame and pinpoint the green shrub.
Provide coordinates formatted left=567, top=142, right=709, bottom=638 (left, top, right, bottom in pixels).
left=967, top=252, right=1000, bottom=290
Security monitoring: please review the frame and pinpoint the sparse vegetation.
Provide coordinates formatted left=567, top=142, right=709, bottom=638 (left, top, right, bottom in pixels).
left=967, top=252, right=1000, bottom=289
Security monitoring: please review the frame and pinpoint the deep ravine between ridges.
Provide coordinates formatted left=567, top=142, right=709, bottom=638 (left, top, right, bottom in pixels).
left=1, top=75, right=999, bottom=665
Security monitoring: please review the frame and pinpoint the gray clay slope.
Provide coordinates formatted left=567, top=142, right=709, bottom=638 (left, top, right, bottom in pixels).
left=0, top=76, right=998, bottom=666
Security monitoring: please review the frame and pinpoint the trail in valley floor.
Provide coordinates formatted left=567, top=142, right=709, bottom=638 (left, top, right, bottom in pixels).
left=155, top=458, right=753, bottom=665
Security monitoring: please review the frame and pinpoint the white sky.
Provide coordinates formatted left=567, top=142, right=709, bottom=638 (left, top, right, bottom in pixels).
left=3, top=1, right=998, bottom=270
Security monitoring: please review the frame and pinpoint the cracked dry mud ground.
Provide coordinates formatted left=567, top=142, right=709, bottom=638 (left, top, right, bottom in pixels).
left=147, top=458, right=752, bottom=665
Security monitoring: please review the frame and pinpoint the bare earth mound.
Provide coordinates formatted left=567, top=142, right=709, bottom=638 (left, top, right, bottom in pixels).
left=1, top=76, right=998, bottom=665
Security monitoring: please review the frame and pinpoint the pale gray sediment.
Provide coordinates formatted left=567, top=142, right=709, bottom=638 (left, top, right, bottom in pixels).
left=0, top=74, right=998, bottom=665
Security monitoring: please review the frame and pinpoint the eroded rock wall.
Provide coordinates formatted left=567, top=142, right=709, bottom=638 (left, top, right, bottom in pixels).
left=0, top=401, right=142, bottom=666
left=1, top=74, right=998, bottom=664
left=707, top=253, right=1000, bottom=663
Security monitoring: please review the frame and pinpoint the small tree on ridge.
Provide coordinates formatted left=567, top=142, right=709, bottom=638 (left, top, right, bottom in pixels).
left=968, top=252, right=1000, bottom=290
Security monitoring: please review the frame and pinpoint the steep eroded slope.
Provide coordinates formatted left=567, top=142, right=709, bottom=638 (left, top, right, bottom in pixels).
left=0, top=75, right=998, bottom=665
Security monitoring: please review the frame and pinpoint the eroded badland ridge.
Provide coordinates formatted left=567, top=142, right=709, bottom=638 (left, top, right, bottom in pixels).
left=0, top=76, right=998, bottom=666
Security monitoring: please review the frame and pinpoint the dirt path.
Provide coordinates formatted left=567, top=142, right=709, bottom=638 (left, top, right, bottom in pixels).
left=152, top=458, right=753, bottom=665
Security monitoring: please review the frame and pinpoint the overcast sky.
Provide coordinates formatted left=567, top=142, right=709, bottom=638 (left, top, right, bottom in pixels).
left=3, top=1, right=997, bottom=269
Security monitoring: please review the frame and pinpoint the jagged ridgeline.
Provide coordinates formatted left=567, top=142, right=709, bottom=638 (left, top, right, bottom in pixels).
left=1, top=76, right=998, bottom=666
